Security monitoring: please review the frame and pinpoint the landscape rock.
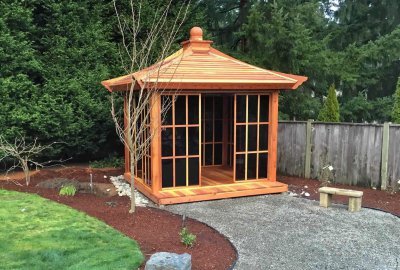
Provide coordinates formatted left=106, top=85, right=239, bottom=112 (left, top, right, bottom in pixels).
left=79, top=182, right=117, bottom=197
left=145, top=252, right=191, bottom=270
left=109, top=175, right=149, bottom=206
left=36, top=178, right=80, bottom=190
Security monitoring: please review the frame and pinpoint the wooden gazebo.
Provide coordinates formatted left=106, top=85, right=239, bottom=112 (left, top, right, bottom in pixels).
left=102, top=27, right=307, bottom=205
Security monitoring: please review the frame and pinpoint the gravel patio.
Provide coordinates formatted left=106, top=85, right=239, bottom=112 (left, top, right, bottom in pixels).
left=167, top=195, right=400, bottom=270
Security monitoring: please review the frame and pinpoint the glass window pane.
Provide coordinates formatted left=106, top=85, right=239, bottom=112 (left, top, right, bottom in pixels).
left=205, top=144, right=213, bottom=165
left=214, top=120, right=222, bottom=142
left=175, top=96, right=186, bottom=125
left=205, top=120, right=213, bottom=142
left=236, top=95, right=246, bottom=123
left=248, top=125, right=257, bottom=151
left=248, top=95, right=258, bottom=123
left=188, top=127, right=199, bottom=155
left=259, top=125, right=268, bottom=150
left=188, top=95, right=199, bottom=124
left=175, top=127, right=186, bottom=156
left=214, top=96, right=223, bottom=119
left=236, top=125, right=246, bottom=152
left=204, top=96, right=213, bottom=119
left=214, top=144, right=222, bottom=165
left=162, top=128, right=173, bottom=157
left=137, top=158, right=143, bottom=178
left=161, top=95, right=173, bottom=125
left=247, top=153, right=257, bottom=180
left=162, top=159, right=173, bottom=188
left=260, top=95, right=270, bottom=122
left=175, top=158, right=186, bottom=186
left=235, top=154, right=245, bottom=180
left=188, top=158, right=199, bottom=185
left=227, top=145, right=231, bottom=166
left=258, top=153, right=268, bottom=178
left=147, top=156, right=152, bottom=185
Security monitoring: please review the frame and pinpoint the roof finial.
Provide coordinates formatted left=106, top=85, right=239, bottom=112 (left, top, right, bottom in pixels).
left=190, top=27, right=203, bottom=41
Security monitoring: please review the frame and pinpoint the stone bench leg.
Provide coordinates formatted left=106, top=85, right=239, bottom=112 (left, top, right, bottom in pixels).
left=348, top=197, right=362, bottom=212
left=320, top=193, right=332, bottom=208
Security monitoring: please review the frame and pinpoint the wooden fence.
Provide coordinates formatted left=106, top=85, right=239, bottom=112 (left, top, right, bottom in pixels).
left=277, top=121, right=400, bottom=189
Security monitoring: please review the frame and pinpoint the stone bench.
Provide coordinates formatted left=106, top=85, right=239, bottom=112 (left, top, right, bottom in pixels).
left=318, top=187, right=363, bottom=212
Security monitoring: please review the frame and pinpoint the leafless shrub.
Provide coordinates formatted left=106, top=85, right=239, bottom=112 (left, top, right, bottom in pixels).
left=0, top=136, right=64, bottom=186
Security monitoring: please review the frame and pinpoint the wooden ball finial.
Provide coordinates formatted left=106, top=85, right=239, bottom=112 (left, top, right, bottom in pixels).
left=190, top=27, right=203, bottom=41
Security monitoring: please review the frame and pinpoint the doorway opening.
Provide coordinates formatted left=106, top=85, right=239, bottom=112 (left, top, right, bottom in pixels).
left=201, top=94, right=234, bottom=185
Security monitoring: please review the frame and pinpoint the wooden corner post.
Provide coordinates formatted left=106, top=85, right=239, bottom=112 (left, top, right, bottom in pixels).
left=150, top=93, right=162, bottom=194
left=268, top=91, right=279, bottom=182
left=123, top=95, right=130, bottom=176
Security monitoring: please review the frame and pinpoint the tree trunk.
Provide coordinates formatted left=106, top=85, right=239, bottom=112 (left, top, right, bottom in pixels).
left=22, top=159, right=30, bottom=186
left=129, top=154, right=136, bottom=213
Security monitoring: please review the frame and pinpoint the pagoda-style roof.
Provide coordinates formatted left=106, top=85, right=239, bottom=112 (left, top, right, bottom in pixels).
left=102, top=27, right=307, bottom=92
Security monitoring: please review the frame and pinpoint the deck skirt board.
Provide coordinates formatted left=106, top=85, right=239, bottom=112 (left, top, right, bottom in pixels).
left=157, top=180, right=287, bottom=204
left=128, top=168, right=288, bottom=205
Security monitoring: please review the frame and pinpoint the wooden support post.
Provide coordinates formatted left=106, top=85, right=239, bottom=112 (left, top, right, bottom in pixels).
left=222, top=96, right=229, bottom=166
left=380, top=122, right=390, bottom=190
left=319, top=193, right=332, bottom=208
left=304, top=119, right=313, bottom=178
left=150, top=93, right=162, bottom=194
left=348, top=197, right=362, bottom=212
left=123, top=95, right=130, bottom=176
left=268, top=92, right=279, bottom=182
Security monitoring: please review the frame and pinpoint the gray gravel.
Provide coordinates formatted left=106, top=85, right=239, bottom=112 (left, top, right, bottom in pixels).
left=167, top=195, right=400, bottom=270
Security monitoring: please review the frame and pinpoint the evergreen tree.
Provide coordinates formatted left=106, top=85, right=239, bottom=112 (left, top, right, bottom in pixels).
left=392, top=78, right=400, bottom=123
left=318, top=84, right=340, bottom=122
left=0, top=1, right=42, bottom=142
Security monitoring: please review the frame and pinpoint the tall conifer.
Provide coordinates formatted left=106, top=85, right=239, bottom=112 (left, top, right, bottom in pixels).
left=318, top=84, right=340, bottom=122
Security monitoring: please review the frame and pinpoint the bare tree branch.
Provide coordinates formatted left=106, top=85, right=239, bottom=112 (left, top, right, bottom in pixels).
left=0, top=135, right=66, bottom=186
left=110, top=0, right=190, bottom=213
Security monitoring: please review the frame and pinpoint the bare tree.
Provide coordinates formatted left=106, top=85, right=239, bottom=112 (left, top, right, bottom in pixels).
left=110, top=0, right=190, bottom=213
left=0, top=136, right=59, bottom=186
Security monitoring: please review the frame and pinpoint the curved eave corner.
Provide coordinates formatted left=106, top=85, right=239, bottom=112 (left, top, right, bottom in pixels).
left=101, top=81, right=113, bottom=92
left=289, top=75, right=308, bottom=90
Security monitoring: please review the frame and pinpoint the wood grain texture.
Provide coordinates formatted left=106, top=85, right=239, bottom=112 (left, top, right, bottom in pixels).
left=150, top=93, right=161, bottom=193
left=277, top=121, right=307, bottom=177
left=277, top=121, right=393, bottom=188
left=310, top=123, right=382, bottom=187
left=388, top=125, right=400, bottom=188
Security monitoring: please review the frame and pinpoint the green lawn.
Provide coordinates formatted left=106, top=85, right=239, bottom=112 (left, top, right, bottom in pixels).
left=0, top=189, right=144, bottom=270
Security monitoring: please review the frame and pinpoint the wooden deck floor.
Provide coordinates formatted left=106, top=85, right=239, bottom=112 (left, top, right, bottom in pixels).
left=201, top=166, right=234, bottom=186
left=128, top=168, right=288, bottom=205
left=156, top=166, right=287, bottom=204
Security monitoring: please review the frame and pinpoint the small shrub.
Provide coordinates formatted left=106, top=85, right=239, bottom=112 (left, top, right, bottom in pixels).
left=318, top=84, right=340, bottom=122
left=179, top=227, right=196, bottom=248
left=319, top=165, right=334, bottom=187
left=59, top=185, right=77, bottom=196
left=89, top=156, right=123, bottom=168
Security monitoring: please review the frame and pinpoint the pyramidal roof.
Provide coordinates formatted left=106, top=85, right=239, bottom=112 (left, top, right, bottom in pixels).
left=102, top=27, right=307, bottom=92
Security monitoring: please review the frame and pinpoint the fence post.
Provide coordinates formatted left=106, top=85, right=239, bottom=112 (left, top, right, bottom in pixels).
left=304, top=119, right=313, bottom=178
left=380, top=122, right=390, bottom=190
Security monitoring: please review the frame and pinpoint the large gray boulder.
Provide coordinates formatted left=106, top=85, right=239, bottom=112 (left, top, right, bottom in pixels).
left=145, top=252, right=191, bottom=270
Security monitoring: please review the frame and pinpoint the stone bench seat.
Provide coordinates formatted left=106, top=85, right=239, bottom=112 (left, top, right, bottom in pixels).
left=318, top=187, right=363, bottom=212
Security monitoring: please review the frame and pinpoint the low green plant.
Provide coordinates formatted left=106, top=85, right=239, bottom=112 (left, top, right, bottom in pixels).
left=59, top=185, right=77, bottom=196
left=89, top=156, right=123, bottom=168
left=179, top=227, right=196, bottom=248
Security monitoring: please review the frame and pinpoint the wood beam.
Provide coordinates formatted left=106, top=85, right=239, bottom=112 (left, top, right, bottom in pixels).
left=268, top=91, right=279, bottom=182
left=150, top=93, right=162, bottom=193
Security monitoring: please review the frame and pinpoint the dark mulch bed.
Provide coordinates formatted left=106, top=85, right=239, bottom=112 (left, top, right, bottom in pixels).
left=279, top=175, right=400, bottom=216
left=1, top=167, right=237, bottom=270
